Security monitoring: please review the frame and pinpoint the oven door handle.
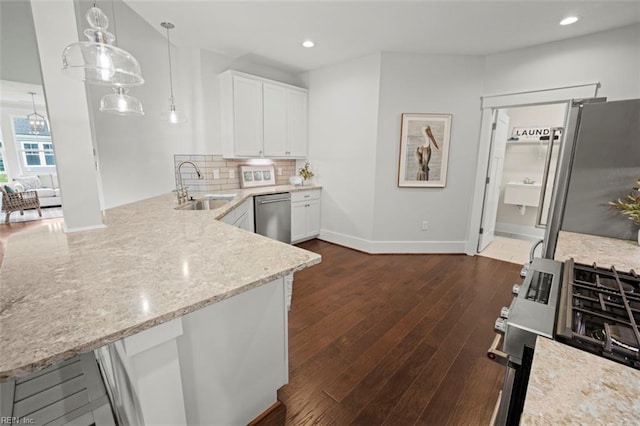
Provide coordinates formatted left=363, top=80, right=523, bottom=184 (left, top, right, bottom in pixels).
left=487, top=333, right=509, bottom=366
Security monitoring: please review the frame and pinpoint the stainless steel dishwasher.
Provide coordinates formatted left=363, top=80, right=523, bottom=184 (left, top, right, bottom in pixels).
left=254, top=192, right=291, bottom=243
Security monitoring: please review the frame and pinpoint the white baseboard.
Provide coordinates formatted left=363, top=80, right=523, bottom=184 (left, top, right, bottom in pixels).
left=318, top=229, right=466, bottom=254
left=495, top=222, right=544, bottom=241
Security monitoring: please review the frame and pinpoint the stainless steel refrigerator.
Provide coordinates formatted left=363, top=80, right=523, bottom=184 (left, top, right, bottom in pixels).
left=542, top=98, right=640, bottom=259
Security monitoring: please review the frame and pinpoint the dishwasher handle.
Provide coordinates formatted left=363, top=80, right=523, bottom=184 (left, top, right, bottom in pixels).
left=257, top=198, right=290, bottom=205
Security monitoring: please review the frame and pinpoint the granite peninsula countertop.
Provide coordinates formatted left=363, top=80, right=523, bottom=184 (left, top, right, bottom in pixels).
left=0, top=184, right=322, bottom=381
left=521, top=336, right=640, bottom=425
left=555, top=230, right=640, bottom=272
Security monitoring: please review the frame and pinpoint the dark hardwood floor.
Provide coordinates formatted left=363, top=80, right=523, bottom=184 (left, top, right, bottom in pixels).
left=279, top=239, right=519, bottom=426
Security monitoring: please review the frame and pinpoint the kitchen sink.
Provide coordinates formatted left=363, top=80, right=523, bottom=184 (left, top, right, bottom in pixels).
left=176, top=197, right=232, bottom=210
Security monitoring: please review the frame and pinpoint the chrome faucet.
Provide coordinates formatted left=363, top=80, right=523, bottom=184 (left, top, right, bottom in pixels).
left=176, top=160, right=204, bottom=204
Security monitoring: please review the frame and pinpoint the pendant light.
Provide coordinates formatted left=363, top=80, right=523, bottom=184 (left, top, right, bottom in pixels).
left=61, top=4, right=144, bottom=87
left=100, top=87, right=144, bottom=116
left=160, top=22, right=187, bottom=124
left=98, top=1, right=144, bottom=116
left=27, top=92, right=46, bottom=134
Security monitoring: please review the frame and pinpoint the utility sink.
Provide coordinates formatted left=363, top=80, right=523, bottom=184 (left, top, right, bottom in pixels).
left=176, top=194, right=236, bottom=211
left=504, top=182, right=542, bottom=207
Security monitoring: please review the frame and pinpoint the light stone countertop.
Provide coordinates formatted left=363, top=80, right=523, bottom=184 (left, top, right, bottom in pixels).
left=555, top=230, right=640, bottom=272
left=0, top=184, right=322, bottom=381
left=521, top=336, right=640, bottom=425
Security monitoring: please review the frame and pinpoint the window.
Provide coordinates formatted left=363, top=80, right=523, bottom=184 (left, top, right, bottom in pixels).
left=12, top=116, right=55, bottom=169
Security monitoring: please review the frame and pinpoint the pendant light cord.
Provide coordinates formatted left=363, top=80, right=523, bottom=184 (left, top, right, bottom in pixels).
left=165, top=25, right=175, bottom=101
left=110, top=0, right=119, bottom=47
left=30, top=92, right=38, bottom=114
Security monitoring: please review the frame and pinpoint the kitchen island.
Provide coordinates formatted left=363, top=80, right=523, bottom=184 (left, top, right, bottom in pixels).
left=0, top=186, right=321, bottom=424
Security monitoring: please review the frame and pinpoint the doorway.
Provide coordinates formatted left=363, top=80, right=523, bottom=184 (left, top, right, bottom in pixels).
left=466, top=82, right=600, bottom=257
left=477, top=103, right=567, bottom=264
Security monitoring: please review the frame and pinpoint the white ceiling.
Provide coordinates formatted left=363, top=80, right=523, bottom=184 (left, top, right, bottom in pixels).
left=0, top=81, right=46, bottom=108
left=123, top=0, right=640, bottom=73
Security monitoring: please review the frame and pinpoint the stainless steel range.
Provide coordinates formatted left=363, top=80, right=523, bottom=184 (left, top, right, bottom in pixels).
left=488, top=258, right=640, bottom=425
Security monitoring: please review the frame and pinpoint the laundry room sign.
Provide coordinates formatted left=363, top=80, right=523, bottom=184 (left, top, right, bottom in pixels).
left=510, top=126, right=562, bottom=142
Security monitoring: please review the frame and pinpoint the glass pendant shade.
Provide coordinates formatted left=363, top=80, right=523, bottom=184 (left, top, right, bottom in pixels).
left=100, top=87, right=144, bottom=116
left=27, top=92, right=47, bottom=134
left=61, top=6, right=144, bottom=86
left=160, top=102, right=187, bottom=124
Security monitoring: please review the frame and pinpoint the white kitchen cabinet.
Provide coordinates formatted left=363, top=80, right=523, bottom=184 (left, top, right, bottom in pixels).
left=262, top=83, right=288, bottom=157
left=220, top=70, right=308, bottom=159
left=230, top=75, right=264, bottom=157
left=220, top=198, right=254, bottom=233
left=291, top=189, right=321, bottom=244
left=286, top=89, right=308, bottom=157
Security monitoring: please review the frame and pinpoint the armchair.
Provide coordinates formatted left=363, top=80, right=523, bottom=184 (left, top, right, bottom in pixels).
left=1, top=187, right=42, bottom=223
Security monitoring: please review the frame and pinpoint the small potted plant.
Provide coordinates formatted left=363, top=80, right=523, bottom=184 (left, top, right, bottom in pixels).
left=609, top=177, right=640, bottom=245
left=298, top=161, right=314, bottom=185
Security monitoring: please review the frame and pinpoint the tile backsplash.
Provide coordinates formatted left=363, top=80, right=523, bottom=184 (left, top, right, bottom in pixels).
left=174, top=154, right=297, bottom=192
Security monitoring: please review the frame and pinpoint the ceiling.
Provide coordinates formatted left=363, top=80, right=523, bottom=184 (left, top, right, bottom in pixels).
left=123, top=1, right=640, bottom=73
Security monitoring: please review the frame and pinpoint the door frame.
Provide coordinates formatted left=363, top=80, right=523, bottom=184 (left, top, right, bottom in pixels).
left=465, top=82, right=600, bottom=255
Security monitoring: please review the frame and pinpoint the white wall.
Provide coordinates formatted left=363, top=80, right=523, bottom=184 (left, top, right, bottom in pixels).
left=484, top=24, right=640, bottom=101
left=78, top=0, right=197, bottom=209
left=307, top=24, right=640, bottom=254
left=0, top=0, right=42, bottom=85
left=307, top=54, right=381, bottom=244
left=370, top=52, right=484, bottom=251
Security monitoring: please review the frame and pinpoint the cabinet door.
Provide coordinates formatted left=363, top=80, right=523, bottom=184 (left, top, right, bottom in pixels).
left=232, top=76, right=263, bottom=157
left=263, top=83, right=288, bottom=157
left=305, top=199, right=321, bottom=238
left=287, top=89, right=308, bottom=157
left=290, top=202, right=307, bottom=243
left=235, top=212, right=248, bottom=229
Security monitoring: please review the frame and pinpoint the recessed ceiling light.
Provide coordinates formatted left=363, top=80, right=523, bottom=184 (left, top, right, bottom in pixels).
left=302, top=40, right=315, bottom=48
left=560, top=16, right=579, bottom=26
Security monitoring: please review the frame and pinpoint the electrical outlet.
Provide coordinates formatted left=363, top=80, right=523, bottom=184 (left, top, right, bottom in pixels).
left=213, top=169, right=220, bottom=179
left=278, top=168, right=283, bottom=176
left=422, top=221, right=429, bottom=231
left=229, top=169, right=235, bottom=179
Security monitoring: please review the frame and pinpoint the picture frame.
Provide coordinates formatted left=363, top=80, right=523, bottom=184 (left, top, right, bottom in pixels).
left=397, top=113, right=452, bottom=188
left=239, top=165, right=276, bottom=188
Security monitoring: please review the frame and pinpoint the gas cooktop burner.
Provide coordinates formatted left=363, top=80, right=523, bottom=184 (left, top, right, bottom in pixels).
left=600, top=278, right=635, bottom=293
left=557, top=260, right=640, bottom=369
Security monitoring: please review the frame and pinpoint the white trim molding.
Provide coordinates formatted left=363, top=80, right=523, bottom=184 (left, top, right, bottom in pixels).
left=481, top=82, right=600, bottom=109
left=319, top=229, right=467, bottom=254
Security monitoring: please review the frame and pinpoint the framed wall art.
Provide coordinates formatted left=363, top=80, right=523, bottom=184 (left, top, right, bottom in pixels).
left=397, top=113, right=452, bottom=188
left=239, top=165, right=276, bottom=188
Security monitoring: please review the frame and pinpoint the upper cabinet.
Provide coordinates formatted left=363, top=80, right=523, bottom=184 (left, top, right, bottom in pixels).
left=219, top=70, right=308, bottom=159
